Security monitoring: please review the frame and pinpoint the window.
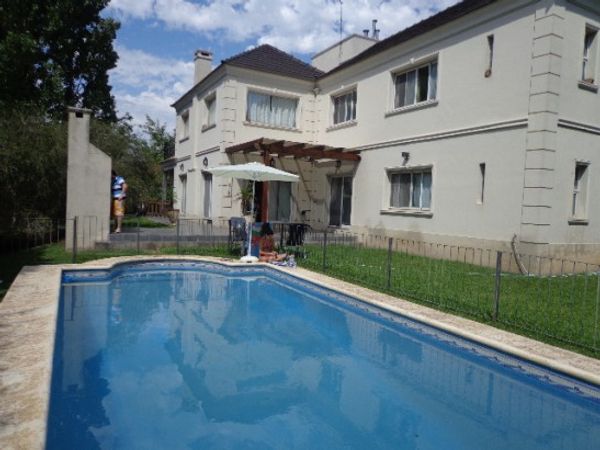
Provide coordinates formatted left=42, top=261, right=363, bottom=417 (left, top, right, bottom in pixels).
left=181, top=111, right=190, bottom=139
left=268, top=181, right=292, bottom=222
left=572, top=163, right=589, bottom=219
left=329, top=176, right=352, bottom=226
left=583, top=27, right=598, bottom=84
left=205, top=95, right=216, bottom=128
left=332, top=90, right=357, bottom=125
left=246, top=91, right=298, bottom=128
left=479, top=163, right=486, bottom=204
left=179, top=174, right=187, bottom=215
left=394, top=61, right=437, bottom=109
left=485, top=35, right=494, bottom=77
left=202, top=172, right=212, bottom=218
left=390, top=169, right=432, bottom=209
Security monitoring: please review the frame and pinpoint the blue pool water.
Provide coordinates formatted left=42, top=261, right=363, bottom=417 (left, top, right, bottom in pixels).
left=49, top=262, right=600, bottom=449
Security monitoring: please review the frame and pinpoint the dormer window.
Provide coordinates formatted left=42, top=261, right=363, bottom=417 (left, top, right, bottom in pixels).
left=246, top=91, right=298, bottom=129
left=394, top=60, right=438, bottom=109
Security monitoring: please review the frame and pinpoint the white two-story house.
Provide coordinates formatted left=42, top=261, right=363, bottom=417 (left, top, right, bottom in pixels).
left=168, top=0, right=600, bottom=262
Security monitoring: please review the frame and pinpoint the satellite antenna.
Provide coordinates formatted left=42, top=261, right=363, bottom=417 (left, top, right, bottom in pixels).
left=338, top=0, right=343, bottom=63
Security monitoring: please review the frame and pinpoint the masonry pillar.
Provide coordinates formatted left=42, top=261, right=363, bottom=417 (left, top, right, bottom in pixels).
left=519, top=0, right=565, bottom=258
left=65, top=108, right=111, bottom=250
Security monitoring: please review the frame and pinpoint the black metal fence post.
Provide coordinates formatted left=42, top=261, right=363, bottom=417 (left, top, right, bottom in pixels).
left=176, top=218, right=180, bottom=255
left=493, top=251, right=502, bottom=320
left=386, top=237, right=393, bottom=290
left=72, top=217, right=78, bottom=264
left=322, top=230, right=328, bottom=272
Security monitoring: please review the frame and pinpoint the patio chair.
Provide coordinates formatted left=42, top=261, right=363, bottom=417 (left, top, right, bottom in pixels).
left=228, top=217, right=247, bottom=255
left=285, top=223, right=311, bottom=258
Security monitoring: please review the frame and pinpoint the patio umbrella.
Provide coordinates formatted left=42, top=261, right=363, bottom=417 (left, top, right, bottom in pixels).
left=207, top=162, right=299, bottom=262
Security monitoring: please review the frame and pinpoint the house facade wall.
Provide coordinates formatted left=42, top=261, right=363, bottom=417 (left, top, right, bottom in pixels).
left=171, top=0, right=600, bottom=259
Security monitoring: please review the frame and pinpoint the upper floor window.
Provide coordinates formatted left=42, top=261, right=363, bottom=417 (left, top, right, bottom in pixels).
left=332, top=89, right=357, bottom=125
left=205, top=95, right=216, bottom=128
left=394, top=60, right=438, bottom=109
left=181, top=110, right=190, bottom=139
left=246, top=91, right=298, bottom=129
left=582, top=27, right=598, bottom=84
left=389, top=168, right=432, bottom=210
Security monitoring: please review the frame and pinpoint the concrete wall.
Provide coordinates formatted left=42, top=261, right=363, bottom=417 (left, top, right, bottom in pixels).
left=65, top=108, right=111, bottom=250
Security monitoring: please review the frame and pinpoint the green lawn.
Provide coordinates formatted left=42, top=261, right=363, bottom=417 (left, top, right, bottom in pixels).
left=0, top=242, right=232, bottom=299
left=299, top=243, right=600, bottom=357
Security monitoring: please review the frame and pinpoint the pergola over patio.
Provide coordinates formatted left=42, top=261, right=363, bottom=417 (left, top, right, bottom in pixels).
left=225, top=137, right=361, bottom=163
left=225, top=138, right=361, bottom=222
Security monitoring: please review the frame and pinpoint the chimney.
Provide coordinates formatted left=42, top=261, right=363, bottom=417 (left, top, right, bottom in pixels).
left=372, top=19, right=380, bottom=40
left=363, top=29, right=370, bottom=38
left=194, top=49, right=213, bottom=84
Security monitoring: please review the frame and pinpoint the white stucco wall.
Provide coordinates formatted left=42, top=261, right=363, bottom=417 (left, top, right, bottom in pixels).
left=170, top=0, right=600, bottom=258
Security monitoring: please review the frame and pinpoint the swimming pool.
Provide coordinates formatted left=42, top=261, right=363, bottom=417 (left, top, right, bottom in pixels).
left=49, top=261, right=600, bottom=449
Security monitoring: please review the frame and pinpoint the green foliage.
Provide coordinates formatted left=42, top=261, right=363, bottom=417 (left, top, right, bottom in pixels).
left=90, top=115, right=175, bottom=210
left=0, top=105, right=68, bottom=231
left=0, top=0, right=119, bottom=120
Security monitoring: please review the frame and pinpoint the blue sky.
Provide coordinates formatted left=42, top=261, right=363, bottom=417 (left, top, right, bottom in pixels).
left=104, top=0, right=459, bottom=130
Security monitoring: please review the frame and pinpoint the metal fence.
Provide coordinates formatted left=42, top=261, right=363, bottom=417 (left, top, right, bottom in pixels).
left=300, top=230, right=600, bottom=356
left=2, top=216, right=599, bottom=355
left=0, top=218, right=66, bottom=253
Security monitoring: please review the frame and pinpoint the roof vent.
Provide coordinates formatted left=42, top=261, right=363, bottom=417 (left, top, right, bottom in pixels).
left=372, top=19, right=380, bottom=40
left=363, top=29, right=370, bottom=38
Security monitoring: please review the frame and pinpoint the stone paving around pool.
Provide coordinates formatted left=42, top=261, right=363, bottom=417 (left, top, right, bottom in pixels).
left=1, top=255, right=600, bottom=449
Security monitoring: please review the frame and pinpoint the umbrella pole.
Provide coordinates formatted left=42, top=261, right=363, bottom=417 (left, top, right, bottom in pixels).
left=246, top=180, right=255, bottom=258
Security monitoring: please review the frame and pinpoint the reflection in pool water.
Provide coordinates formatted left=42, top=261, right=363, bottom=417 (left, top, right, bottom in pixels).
left=48, top=266, right=600, bottom=449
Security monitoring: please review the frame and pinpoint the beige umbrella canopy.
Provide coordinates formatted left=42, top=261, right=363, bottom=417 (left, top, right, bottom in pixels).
left=207, top=162, right=299, bottom=262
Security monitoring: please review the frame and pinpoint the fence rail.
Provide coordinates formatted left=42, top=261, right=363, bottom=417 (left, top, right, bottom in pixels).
left=2, top=217, right=599, bottom=355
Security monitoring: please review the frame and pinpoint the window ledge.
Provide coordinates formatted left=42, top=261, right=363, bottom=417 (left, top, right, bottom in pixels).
left=201, top=123, right=216, bottom=132
left=326, top=120, right=357, bottom=132
left=568, top=218, right=589, bottom=225
left=243, top=121, right=301, bottom=133
left=578, top=81, right=598, bottom=93
left=385, top=100, right=438, bottom=118
left=380, top=208, right=433, bottom=217
left=178, top=136, right=190, bottom=143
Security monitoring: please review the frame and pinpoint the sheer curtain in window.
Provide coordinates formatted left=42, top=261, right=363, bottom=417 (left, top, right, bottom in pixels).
left=422, top=172, right=432, bottom=208
left=271, top=96, right=297, bottom=128
left=429, top=62, right=438, bottom=100
left=247, top=92, right=270, bottom=124
left=247, top=92, right=297, bottom=128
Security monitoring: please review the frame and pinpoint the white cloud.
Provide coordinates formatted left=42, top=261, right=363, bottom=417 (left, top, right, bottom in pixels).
left=109, top=46, right=193, bottom=129
left=108, top=0, right=461, bottom=55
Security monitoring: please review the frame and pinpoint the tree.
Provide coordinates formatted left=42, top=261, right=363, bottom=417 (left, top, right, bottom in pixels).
left=0, top=105, right=68, bottom=231
left=90, top=116, right=175, bottom=212
left=0, top=0, right=120, bottom=120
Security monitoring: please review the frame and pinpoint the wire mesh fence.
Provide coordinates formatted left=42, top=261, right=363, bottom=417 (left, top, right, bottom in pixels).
left=2, top=216, right=599, bottom=355
left=299, top=230, right=600, bottom=356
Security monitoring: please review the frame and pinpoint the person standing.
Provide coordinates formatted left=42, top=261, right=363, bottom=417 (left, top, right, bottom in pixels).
left=111, top=170, right=127, bottom=233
